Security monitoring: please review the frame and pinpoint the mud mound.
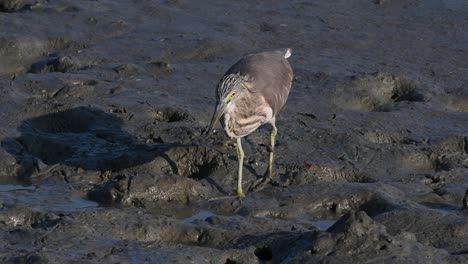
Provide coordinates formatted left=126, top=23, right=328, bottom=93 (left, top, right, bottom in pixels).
left=375, top=208, right=468, bottom=253
left=335, top=72, right=423, bottom=112
left=29, top=55, right=82, bottom=74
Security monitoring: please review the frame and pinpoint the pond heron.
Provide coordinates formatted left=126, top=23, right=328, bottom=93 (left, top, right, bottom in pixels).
left=208, top=48, right=293, bottom=197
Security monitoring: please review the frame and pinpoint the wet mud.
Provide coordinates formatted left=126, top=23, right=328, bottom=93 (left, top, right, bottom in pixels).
left=0, top=0, right=467, bottom=263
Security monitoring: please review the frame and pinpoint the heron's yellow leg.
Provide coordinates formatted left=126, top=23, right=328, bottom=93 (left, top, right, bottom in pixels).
left=236, top=137, right=245, bottom=197
left=268, top=124, right=277, bottom=176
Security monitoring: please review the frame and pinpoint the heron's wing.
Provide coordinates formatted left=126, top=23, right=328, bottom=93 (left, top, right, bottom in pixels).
left=225, top=49, right=293, bottom=115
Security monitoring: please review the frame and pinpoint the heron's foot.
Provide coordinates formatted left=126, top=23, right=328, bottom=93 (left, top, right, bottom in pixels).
left=208, top=189, right=245, bottom=201
left=237, top=188, right=246, bottom=198
left=208, top=195, right=240, bottom=201
left=249, top=172, right=275, bottom=192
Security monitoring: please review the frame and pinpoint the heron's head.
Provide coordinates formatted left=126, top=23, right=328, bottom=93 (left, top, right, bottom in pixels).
left=206, top=74, right=246, bottom=134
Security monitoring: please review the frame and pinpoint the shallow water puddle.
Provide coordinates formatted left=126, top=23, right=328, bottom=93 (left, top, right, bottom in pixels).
left=0, top=184, right=98, bottom=212
left=309, top=220, right=337, bottom=231
left=0, top=184, right=36, bottom=192
left=298, top=217, right=338, bottom=231
left=183, top=209, right=216, bottom=223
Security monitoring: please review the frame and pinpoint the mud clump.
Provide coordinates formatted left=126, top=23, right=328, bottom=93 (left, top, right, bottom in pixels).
left=113, top=63, right=146, bottom=77
left=29, top=56, right=82, bottom=74
left=146, top=61, right=174, bottom=75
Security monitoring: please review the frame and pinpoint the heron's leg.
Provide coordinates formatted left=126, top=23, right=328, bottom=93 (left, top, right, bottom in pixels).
left=248, top=123, right=277, bottom=192
left=267, top=123, right=278, bottom=177
left=236, top=137, right=245, bottom=197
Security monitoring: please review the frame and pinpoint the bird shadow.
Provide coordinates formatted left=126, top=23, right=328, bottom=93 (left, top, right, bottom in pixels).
left=0, top=106, right=177, bottom=184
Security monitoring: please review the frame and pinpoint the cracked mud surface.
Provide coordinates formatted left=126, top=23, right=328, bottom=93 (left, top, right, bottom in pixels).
left=0, top=0, right=467, bottom=263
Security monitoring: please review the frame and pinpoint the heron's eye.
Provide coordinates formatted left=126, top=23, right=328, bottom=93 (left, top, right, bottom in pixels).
left=224, top=91, right=236, bottom=103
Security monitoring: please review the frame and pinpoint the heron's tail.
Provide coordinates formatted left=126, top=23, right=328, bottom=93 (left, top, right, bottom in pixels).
left=284, top=48, right=292, bottom=58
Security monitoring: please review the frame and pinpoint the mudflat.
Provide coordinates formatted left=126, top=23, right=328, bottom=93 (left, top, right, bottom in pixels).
left=0, top=0, right=467, bottom=263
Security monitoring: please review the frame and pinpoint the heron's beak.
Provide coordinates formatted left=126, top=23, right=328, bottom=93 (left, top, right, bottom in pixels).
left=206, top=103, right=227, bottom=135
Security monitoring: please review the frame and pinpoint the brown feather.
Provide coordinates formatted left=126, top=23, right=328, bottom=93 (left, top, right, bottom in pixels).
left=224, top=49, right=293, bottom=115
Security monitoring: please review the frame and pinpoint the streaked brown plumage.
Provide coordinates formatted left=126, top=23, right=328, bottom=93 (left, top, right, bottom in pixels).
left=208, top=48, right=293, bottom=197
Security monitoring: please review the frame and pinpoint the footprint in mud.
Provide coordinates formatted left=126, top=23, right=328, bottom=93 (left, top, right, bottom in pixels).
left=143, top=106, right=202, bottom=144
left=335, top=72, right=424, bottom=112
left=153, top=107, right=191, bottom=123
